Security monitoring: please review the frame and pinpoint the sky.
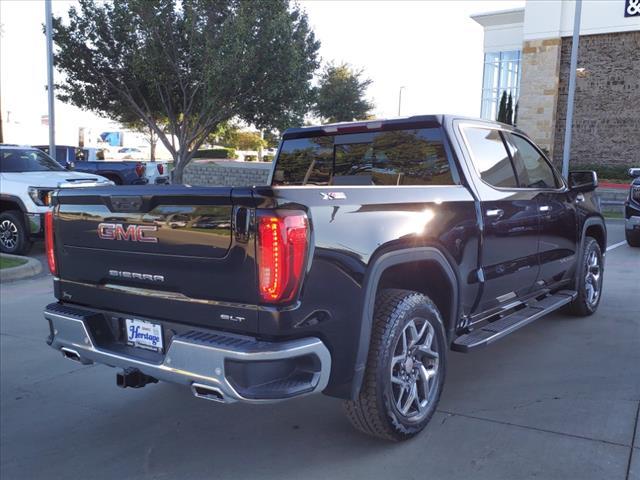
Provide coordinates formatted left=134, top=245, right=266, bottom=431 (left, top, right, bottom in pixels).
left=0, top=0, right=524, bottom=145
left=299, top=0, right=524, bottom=118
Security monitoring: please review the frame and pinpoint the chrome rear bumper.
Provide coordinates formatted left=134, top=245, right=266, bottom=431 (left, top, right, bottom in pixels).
left=44, top=304, right=331, bottom=404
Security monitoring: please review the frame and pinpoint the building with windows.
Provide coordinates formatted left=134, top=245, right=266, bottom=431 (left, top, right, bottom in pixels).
left=472, top=0, right=640, bottom=168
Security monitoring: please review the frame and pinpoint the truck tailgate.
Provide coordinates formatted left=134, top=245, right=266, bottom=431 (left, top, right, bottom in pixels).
left=51, top=185, right=259, bottom=333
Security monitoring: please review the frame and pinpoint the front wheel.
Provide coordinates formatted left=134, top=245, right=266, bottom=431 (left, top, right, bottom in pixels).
left=566, top=236, right=603, bottom=316
left=0, top=210, right=33, bottom=255
left=344, top=289, right=446, bottom=441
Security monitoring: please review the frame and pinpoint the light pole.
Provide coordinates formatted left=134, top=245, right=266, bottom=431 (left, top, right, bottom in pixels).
left=561, top=0, right=582, bottom=179
left=45, top=0, right=56, bottom=160
left=398, top=86, right=406, bottom=117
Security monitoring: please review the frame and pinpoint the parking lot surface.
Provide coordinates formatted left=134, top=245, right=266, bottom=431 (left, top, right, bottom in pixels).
left=1, top=220, right=638, bottom=480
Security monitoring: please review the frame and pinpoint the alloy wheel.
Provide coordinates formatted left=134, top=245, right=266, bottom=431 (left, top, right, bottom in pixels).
left=390, top=317, right=440, bottom=421
left=0, top=219, right=18, bottom=250
left=584, top=250, right=601, bottom=307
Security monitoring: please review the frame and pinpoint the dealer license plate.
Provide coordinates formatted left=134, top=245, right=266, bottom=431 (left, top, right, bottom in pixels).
left=125, top=318, right=163, bottom=352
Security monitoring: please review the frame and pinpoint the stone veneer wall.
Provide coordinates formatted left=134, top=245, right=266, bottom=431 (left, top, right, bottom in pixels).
left=183, top=160, right=272, bottom=186
left=516, top=38, right=562, bottom=157
left=552, top=31, right=640, bottom=168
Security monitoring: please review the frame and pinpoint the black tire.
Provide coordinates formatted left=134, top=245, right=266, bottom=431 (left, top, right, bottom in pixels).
left=626, top=229, right=640, bottom=248
left=0, top=210, right=33, bottom=255
left=104, top=174, right=122, bottom=185
left=566, top=236, right=603, bottom=316
left=344, top=289, right=446, bottom=441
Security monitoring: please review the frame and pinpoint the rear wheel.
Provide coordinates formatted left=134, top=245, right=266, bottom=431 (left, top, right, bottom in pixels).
left=626, top=229, right=640, bottom=247
left=104, top=174, right=122, bottom=185
left=0, top=210, right=33, bottom=255
left=566, top=236, right=603, bottom=316
left=343, top=289, right=446, bottom=441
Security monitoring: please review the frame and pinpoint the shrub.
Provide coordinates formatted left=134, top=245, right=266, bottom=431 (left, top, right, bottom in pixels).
left=192, top=148, right=236, bottom=159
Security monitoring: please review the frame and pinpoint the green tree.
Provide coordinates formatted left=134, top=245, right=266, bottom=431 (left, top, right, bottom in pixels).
left=209, top=123, right=264, bottom=150
left=506, top=92, right=514, bottom=126
left=263, top=130, right=280, bottom=149
left=229, top=130, right=266, bottom=151
left=313, top=62, right=374, bottom=123
left=497, top=90, right=508, bottom=123
left=51, top=0, right=320, bottom=183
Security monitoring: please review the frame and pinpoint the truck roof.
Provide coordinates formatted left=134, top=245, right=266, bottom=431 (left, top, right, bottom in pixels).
left=282, top=114, right=523, bottom=139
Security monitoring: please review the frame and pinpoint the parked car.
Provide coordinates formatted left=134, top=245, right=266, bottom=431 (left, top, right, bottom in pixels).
left=625, top=167, right=640, bottom=247
left=143, top=161, right=171, bottom=185
left=0, top=144, right=112, bottom=255
left=43, top=115, right=606, bottom=441
left=35, top=145, right=148, bottom=185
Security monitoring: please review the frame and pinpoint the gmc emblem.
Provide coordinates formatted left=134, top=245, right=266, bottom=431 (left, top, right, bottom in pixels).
left=97, top=223, right=158, bottom=243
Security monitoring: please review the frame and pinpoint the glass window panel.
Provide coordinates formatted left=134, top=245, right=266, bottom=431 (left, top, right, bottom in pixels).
left=273, top=128, right=455, bottom=186
left=464, top=127, right=517, bottom=188
left=480, top=50, right=522, bottom=119
left=483, top=62, right=499, bottom=91
left=501, top=50, right=519, bottom=62
left=272, top=136, right=334, bottom=185
left=504, top=133, right=560, bottom=189
left=484, top=52, right=500, bottom=63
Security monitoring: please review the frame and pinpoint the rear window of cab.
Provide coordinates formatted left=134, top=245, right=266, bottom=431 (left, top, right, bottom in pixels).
left=272, top=127, right=456, bottom=186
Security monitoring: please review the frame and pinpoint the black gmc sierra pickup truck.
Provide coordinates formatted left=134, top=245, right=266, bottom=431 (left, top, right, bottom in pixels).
left=44, top=115, right=606, bottom=441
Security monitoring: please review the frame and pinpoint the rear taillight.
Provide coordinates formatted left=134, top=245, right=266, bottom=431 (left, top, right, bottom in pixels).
left=157, top=163, right=164, bottom=175
left=44, top=210, right=57, bottom=275
left=257, top=211, right=309, bottom=304
left=135, top=163, right=145, bottom=177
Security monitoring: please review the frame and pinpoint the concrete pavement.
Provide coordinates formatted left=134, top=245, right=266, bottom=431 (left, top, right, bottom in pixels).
left=1, top=221, right=638, bottom=479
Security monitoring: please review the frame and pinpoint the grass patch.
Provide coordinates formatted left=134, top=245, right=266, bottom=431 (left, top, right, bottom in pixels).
left=0, top=256, right=28, bottom=269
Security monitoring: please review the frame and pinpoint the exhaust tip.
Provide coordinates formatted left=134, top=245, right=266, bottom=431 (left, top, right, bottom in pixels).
left=191, top=383, right=225, bottom=403
left=61, top=347, right=81, bottom=362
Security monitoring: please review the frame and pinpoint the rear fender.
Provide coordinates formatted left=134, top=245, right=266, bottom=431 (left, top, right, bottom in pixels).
left=575, top=216, right=607, bottom=285
left=351, top=247, right=459, bottom=399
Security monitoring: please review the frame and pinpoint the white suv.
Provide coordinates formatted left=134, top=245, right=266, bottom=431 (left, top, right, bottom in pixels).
left=0, top=145, right=113, bottom=255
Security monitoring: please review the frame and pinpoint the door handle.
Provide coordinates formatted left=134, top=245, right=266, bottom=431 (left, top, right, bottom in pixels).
left=486, top=208, right=504, bottom=218
left=539, top=205, right=550, bottom=212
left=575, top=193, right=585, bottom=203
left=234, top=207, right=250, bottom=242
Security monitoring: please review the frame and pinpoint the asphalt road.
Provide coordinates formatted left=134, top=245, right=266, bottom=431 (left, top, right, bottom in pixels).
left=1, top=220, right=638, bottom=480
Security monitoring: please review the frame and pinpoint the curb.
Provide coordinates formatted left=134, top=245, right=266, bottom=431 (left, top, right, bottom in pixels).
left=599, top=182, right=629, bottom=190
left=0, top=254, right=43, bottom=282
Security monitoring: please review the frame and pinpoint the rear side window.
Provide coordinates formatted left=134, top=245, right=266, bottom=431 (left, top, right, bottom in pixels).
left=273, top=128, right=455, bottom=186
left=504, top=133, right=561, bottom=189
left=463, top=127, right=517, bottom=188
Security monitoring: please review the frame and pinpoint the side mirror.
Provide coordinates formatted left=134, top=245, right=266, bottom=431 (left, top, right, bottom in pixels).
left=629, top=168, right=640, bottom=178
left=568, top=170, right=598, bottom=193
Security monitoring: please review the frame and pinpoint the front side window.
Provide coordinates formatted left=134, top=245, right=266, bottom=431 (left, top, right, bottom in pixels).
left=0, top=149, right=65, bottom=173
left=463, top=127, right=517, bottom=188
left=273, top=128, right=455, bottom=186
left=504, top=133, right=560, bottom=189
